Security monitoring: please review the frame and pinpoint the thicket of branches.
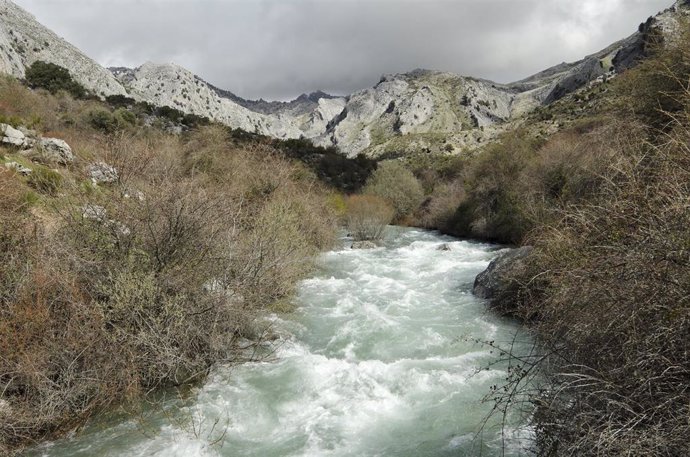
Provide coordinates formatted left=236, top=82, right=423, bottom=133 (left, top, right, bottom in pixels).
left=0, top=79, right=336, bottom=455
left=485, top=24, right=690, bottom=457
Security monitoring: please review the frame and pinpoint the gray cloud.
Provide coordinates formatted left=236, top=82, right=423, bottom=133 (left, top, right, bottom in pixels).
left=13, top=0, right=672, bottom=100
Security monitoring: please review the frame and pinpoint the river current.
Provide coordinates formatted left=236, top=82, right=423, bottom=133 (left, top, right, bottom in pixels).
left=30, top=227, right=531, bottom=457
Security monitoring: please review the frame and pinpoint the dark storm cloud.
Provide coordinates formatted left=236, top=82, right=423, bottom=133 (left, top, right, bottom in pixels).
left=13, top=0, right=673, bottom=100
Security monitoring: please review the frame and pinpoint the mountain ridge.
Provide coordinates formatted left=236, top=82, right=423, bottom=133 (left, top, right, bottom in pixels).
left=0, top=0, right=687, bottom=156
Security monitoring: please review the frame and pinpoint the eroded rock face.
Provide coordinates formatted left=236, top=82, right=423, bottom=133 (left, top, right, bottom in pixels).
left=38, top=138, right=74, bottom=164
left=2, top=0, right=689, bottom=158
left=473, top=246, right=533, bottom=311
left=114, top=62, right=305, bottom=139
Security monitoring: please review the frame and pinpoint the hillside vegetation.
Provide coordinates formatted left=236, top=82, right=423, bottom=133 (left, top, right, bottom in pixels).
left=0, top=71, right=352, bottom=454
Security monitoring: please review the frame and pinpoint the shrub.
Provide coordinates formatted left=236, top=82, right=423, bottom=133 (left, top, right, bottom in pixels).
left=88, top=108, right=118, bottom=132
left=508, top=134, right=690, bottom=457
left=277, top=138, right=377, bottom=192
left=114, top=107, right=136, bottom=127
left=25, top=61, right=86, bottom=98
left=105, top=94, right=136, bottom=108
left=415, top=181, right=465, bottom=230
left=443, top=131, right=540, bottom=243
left=87, top=108, right=135, bottom=133
left=345, top=195, right=394, bottom=241
left=363, top=160, right=424, bottom=221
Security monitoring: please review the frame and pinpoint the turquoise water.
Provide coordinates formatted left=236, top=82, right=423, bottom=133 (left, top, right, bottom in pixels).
left=29, top=228, right=532, bottom=456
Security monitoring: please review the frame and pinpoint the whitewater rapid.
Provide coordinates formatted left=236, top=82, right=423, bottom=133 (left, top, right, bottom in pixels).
left=30, top=227, right=531, bottom=457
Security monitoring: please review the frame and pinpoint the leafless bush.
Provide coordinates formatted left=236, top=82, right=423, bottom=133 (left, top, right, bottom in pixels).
left=474, top=24, right=690, bottom=457
left=345, top=194, right=394, bottom=241
left=488, top=40, right=690, bottom=455
left=415, top=180, right=466, bottom=230
left=0, top=93, right=337, bottom=453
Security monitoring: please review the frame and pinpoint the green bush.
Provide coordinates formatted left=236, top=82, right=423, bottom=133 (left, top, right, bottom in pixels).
left=363, top=160, right=424, bottom=221
left=88, top=108, right=135, bottom=133
left=277, top=138, right=377, bottom=192
left=25, top=61, right=86, bottom=98
left=105, top=94, right=136, bottom=108
left=114, top=108, right=136, bottom=126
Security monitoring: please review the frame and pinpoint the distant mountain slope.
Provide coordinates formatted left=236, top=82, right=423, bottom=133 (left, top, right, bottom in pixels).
left=0, top=0, right=687, bottom=156
left=110, top=62, right=304, bottom=139
left=0, top=0, right=127, bottom=96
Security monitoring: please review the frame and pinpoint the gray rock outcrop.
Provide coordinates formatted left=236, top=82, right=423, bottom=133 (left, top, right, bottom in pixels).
left=1, top=123, right=27, bottom=146
left=473, top=246, right=533, bottom=311
left=0, top=0, right=127, bottom=97
left=37, top=138, right=73, bottom=164
left=1, top=0, right=688, bottom=158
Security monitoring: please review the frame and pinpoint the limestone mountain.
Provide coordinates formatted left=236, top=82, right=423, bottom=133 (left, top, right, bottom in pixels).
left=316, top=0, right=690, bottom=157
left=0, top=0, right=687, bottom=156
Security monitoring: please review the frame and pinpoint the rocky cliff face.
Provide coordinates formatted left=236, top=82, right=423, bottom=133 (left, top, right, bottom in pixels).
left=313, top=70, right=538, bottom=157
left=0, top=0, right=687, bottom=155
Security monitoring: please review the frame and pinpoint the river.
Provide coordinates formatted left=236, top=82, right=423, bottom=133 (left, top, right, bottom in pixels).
left=29, top=227, right=532, bottom=457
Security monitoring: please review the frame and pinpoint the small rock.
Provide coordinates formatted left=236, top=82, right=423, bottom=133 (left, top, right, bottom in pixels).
left=1, top=123, right=27, bottom=147
left=4, top=161, right=32, bottom=175
left=88, top=162, right=118, bottom=184
left=82, top=204, right=107, bottom=222
left=39, top=138, right=74, bottom=164
left=352, top=240, right=377, bottom=249
left=437, top=243, right=452, bottom=251
left=109, top=220, right=131, bottom=237
left=122, top=188, right=145, bottom=201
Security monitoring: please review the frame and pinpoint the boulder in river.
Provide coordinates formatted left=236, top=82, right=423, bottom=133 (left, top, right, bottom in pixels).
left=473, top=246, right=533, bottom=312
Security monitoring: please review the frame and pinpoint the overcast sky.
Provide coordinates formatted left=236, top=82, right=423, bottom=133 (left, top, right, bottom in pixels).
left=13, top=0, right=673, bottom=101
